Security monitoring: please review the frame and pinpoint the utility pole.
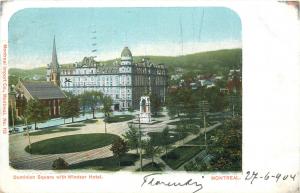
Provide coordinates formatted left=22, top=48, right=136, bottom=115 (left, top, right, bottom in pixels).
left=104, top=113, right=107, bottom=133
left=199, top=100, right=209, bottom=151
left=228, top=95, right=239, bottom=118
left=9, top=89, right=16, bottom=131
left=138, top=114, right=143, bottom=171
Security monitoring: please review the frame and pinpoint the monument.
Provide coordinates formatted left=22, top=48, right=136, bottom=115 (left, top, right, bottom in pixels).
left=139, top=96, right=151, bottom=124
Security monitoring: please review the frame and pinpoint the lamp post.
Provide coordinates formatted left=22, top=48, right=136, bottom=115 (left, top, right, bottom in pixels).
left=24, top=117, right=32, bottom=152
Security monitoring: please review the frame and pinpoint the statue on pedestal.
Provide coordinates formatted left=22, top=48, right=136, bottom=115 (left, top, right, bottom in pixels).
left=139, top=96, right=151, bottom=124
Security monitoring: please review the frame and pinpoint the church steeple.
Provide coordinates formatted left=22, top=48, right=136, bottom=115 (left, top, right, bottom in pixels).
left=49, top=36, right=60, bottom=86
left=51, top=36, right=59, bottom=70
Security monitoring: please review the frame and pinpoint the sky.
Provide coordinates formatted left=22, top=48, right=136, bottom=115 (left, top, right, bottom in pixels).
left=8, top=7, right=242, bottom=69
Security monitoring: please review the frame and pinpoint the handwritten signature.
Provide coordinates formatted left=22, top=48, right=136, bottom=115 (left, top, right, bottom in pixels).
left=141, top=173, right=204, bottom=193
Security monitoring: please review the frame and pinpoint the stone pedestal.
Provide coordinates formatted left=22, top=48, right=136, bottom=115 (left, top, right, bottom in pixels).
left=139, top=96, right=151, bottom=124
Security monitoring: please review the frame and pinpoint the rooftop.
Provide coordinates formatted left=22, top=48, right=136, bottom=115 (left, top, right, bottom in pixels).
left=20, top=81, right=66, bottom=100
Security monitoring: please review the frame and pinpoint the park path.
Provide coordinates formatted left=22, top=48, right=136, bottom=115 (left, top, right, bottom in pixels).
left=9, top=109, right=221, bottom=171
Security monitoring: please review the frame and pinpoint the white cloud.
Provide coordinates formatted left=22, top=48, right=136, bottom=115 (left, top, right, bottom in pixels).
left=9, top=40, right=241, bottom=69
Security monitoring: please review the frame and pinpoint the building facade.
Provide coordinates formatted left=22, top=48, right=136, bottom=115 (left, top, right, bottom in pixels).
left=47, top=38, right=168, bottom=111
left=13, top=80, right=66, bottom=118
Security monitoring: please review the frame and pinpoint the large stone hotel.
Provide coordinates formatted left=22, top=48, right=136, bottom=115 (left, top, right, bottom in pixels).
left=47, top=38, right=168, bottom=111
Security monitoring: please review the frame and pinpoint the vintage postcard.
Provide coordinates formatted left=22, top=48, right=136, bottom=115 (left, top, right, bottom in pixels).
left=0, top=1, right=299, bottom=193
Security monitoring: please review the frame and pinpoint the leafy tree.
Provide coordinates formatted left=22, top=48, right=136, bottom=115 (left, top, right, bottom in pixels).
left=52, top=157, right=69, bottom=170
left=79, top=91, right=103, bottom=118
left=150, top=94, right=162, bottom=116
left=161, top=126, right=170, bottom=159
left=110, top=138, right=128, bottom=168
left=166, top=89, right=181, bottom=118
left=60, top=95, right=80, bottom=123
left=210, top=116, right=242, bottom=171
left=122, top=125, right=139, bottom=154
left=143, top=139, right=162, bottom=166
left=102, top=95, right=113, bottom=133
left=8, top=103, right=16, bottom=127
left=178, top=88, right=199, bottom=120
left=24, top=99, right=49, bottom=129
left=166, top=87, right=199, bottom=120
left=202, top=87, right=226, bottom=112
left=128, top=107, right=134, bottom=112
left=176, top=124, right=187, bottom=144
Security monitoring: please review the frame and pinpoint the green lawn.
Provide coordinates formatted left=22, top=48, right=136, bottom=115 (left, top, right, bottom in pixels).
left=173, top=125, right=200, bottom=135
left=83, top=119, right=98, bottom=124
left=69, top=153, right=138, bottom=171
left=106, top=115, right=135, bottom=123
left=66, top=124, right=86, bottom=127
left=29, top=127, right=80, bottom=136
left=136, top=162, right=163, bottom=171
left=161, top=125, right=222, bottom=170
left=147, top=132, right=188, bottom=146
left=152, top=114, right=166, bottom=118
left=25, top=133, right=120, bottom=154
left=161, top=146, right=205, bottom=170
left=167, top=118, right=203, bottom=126
left=161, top=123, right=242, bottom=171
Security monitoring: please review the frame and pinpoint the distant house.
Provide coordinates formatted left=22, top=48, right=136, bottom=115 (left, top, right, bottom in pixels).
left=13, top=80, right=66, bottom=117
left=190, top=82, right=198, bottom=90
left=227, top=69, right=242, bottom=94
left=199, top=79, right=215, bottom=88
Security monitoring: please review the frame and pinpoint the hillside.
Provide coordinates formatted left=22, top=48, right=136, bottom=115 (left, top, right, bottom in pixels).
left=8, top=48, right=242, bottom=85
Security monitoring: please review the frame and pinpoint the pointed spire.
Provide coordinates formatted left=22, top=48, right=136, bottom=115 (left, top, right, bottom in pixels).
left=51, top=36, right=59, bottom=69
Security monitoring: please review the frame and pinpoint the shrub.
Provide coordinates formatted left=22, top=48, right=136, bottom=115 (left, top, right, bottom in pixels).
left=168, top=152, right=179, bottom=160
left=52, top=157, right=69, bottom=170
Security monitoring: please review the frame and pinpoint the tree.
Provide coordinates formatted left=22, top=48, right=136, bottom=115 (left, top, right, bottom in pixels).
left=210, top=116, right=242, bottom=171
left=166, top=87, right=199, bottom=120
left=24, top=99, right=49, bottom=129
left=176, top=124, right=187, bottom=144
left=79, top=91, right=103, bottom=118
left=143, top=139, right=162, bottom=166
left=110, top=138, right=128, bottom=168
left=8, top=104, right=16, bottom=127
left=161, top=126, right=170, bottom=159
left=102, top=95, right=113, bottom=133
left=166, top=89, right=181, bottom=118
left=52, top=157, right=69, bottom=169
left=60, top=95, right=80, bottom=123
left=122, top=125, right=139, bottom=154
left=150, top=94, right=162, bottom=116
left=178, top=88, right=199, bottom=120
